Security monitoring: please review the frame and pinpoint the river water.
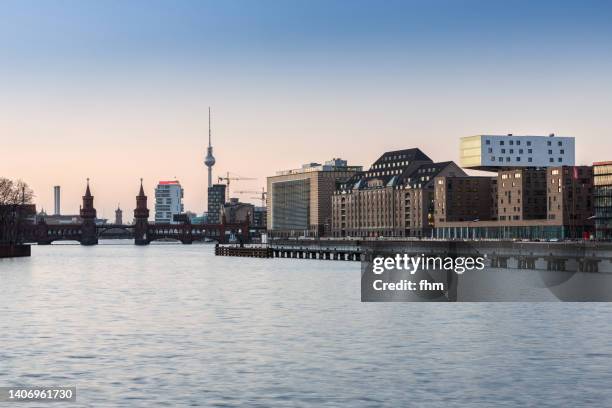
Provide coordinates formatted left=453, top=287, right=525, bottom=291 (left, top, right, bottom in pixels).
left=1, top=242, right=612, bottom=407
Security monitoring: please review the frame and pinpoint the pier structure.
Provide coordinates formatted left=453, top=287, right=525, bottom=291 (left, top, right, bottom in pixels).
left=215, top=239, right=612, bottom=273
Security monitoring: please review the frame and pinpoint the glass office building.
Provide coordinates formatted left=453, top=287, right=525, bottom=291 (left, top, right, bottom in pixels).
left=594, top=161, right=612, bottom=240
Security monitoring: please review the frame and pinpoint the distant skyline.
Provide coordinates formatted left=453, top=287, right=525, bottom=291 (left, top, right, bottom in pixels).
left=2, top=0, right=612, bottom=216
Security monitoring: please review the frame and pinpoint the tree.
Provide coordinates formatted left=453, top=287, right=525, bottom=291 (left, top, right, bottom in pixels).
left=0, top=178, right=35, bottom=245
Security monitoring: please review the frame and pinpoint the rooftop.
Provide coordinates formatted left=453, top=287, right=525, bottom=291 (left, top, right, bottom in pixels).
left=274, top=158, right=362, bottom=176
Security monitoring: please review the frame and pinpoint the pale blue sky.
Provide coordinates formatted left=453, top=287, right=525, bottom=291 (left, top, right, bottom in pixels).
left=2, top=0, right=611, bottom=216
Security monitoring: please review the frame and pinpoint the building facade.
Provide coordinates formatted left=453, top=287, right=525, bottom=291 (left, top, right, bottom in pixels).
left=434, top=176, right=497, bottom=223
left=497, top=168, right=547, bottom=221
left=207, top=183, right=226, bottom=224
left=253, top=206, right=267, bottom=229
left=546, top=166, right=594, bottom=238
left=331, top=149, right=466, bottom=238
left=594, top=161, right=612, bottom=240
left=460, top=134, right=575, bottom=170
left=222, top=198, right=254, bottom=224
left=268, top=158, right=362, bottom=237
left=154, top=180, right=184, bottom=224
left=434, top=165, right=594, bottom=240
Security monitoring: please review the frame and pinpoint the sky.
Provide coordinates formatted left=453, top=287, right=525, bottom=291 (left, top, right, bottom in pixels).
left=1, top=0, right=612, bottom=219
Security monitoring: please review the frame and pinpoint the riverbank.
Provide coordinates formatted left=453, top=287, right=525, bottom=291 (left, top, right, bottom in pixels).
left=0, top=244, right=31, bottom=258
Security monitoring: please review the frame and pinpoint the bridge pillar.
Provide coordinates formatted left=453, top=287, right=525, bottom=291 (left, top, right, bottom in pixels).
left=80, top=179, right=98, bottom=245
left=134, top=179, right=150, bottom=245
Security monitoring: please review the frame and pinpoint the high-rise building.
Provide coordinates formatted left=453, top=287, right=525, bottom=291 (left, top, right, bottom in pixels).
left=53, top=186, right=60, bottom=215
left=207, top=184, right=226, bottom=224
left=594, top=161, right=612, bottom=240
left=460, top=134, right=575, bottom=170
left=331, top=149, right=465, bottom=238
left=154, top=180, right=184, bottom=224
left=268, top=158, right=362, bottom=237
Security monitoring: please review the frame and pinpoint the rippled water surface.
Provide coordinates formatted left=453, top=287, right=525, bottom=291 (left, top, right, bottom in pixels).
left=2, top=242, right=612, bottom=407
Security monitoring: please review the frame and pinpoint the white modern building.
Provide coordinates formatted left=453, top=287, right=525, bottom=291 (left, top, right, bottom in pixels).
left=460, top=134, right=575, bottom=170
left=154, top=180, right=184, bottom=223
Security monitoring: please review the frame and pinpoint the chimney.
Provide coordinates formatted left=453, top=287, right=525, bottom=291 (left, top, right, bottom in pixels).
left=53, top=186, right=61, bottom=215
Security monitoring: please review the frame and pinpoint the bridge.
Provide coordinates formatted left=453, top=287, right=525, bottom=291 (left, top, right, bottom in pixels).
left=22, top=180, right=249, bottom=246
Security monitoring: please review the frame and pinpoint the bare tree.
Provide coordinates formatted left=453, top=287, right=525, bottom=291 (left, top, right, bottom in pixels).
left=0, top=178, right=35, bottom=244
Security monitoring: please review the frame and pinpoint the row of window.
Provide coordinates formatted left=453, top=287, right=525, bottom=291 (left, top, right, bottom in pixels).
left=485, top=139, right=563, bottom=147
left=490, top=156, right=565, bottom=163
left=594, top=165, right=612, bottom=176
left=487, top=148, right=565, bottom=155
left=372, top=161, right=408, bottom=169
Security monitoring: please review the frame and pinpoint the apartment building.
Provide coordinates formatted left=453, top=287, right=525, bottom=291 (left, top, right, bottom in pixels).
left=331, top=149, right=465, bottom=237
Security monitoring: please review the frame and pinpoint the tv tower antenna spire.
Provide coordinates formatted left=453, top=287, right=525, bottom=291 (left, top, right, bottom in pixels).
left=204, top=107, right=216, bottom=189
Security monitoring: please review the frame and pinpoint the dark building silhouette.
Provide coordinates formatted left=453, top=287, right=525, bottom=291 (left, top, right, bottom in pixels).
left=134, top=179, right=150, bottom=245
left=79, top=179, right=98, bottom=245
left=207, top=184, right=226, bottom=224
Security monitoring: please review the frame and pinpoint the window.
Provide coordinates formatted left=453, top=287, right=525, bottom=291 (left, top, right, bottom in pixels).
left=528, top=149, right=532, bottom=154
left=560, top=149, right=564, bottom=154
left=485, top=140, right=491, bottom=145
left=558, top=141, right=562, bottom=146
left=519, top=149, right=523, bottom=154
left=528, top=157, right=533, bottom=162
left=516, top=157, right=521, bottom=161
left=517, top=141, right=521, bottom=145
left=490, top=156, right=496, bottom=161
left=488, top=147, right=493, bottom=153
left=550, top=158, right=554, bottom=163
left=558, top=157, right=562, bottom=162
left=547, top=141, right=552, bottom=146
left=527, top=141, right=532, bottom=146
left=509, top=140, right=514, bottom=145
left=501, top=148, right=506, bottom=153
left=548, top=149, right=553, bottom=154
left=500, top=141, right=505, bottom=145
left=510, top=149, right=514, bottom=154
left=506, top=157, right=510, bottom=162
left=499, top=157, right=503, bottom=162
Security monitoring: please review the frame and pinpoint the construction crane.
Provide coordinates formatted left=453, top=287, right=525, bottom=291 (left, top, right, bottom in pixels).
left=217, top=172, right=256, bottom=200
left=234, top=187, right=267, bottom=207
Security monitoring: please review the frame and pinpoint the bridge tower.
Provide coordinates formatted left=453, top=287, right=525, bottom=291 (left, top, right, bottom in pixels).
left=80, top=178, right=98, bottom=245
left=134, top=179, right=150, bottom=245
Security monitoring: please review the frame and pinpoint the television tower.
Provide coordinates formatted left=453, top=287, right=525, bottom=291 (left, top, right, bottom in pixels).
left=204, top=107, right=216, bottom=189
